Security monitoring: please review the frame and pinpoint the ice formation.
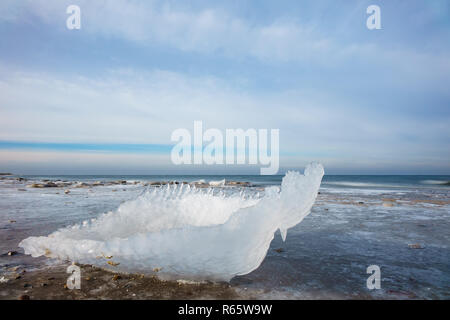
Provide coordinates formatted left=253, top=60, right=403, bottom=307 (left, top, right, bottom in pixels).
left=19, top=163, right=324, bottom=281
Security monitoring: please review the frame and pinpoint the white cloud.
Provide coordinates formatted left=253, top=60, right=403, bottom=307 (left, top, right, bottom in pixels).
left=1, top=0, right=448, bottom=82
left=0, top=0, right=357, bottom=63
left=0, top=65, right=448, bottom=171
left=0, top=1, right=449, bottom=172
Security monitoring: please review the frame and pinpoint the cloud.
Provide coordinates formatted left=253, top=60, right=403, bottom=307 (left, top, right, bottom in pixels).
left=0, top=64, right=449, bottom=173
left=1, top=0, right=449, bottom=83
left=0, top=1, right=449, bottom=173
left=1, top=0, right=330, bottom=62
left=0, top=0, right=394, bottom=64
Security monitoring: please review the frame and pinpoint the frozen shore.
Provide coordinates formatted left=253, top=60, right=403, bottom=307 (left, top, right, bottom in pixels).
left=0, top=173, right=449, bottom=299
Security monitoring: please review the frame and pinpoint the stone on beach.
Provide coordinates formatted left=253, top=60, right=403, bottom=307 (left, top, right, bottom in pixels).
left=408, top=243, right=424, bottom=249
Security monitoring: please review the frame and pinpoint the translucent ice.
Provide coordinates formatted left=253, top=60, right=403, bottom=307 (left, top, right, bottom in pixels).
left=19, top=163, right=324, bottom=281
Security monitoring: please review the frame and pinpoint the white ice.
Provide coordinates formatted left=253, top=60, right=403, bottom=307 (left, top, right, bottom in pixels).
left=19, top=163, right=324, bottom=281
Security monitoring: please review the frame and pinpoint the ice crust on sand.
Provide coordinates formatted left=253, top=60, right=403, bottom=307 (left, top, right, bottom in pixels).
left=20, top=163, right=324, bottom=281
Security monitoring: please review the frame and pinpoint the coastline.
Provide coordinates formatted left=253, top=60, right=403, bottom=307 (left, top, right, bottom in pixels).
left=0, top=175, right=449, bottom=300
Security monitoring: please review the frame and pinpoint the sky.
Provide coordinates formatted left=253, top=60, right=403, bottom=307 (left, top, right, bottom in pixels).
left=0, top=0, right=449, bottom=174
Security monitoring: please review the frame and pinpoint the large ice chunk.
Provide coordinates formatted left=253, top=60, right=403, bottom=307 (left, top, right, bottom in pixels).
left=20, top=163, right=324, bottom=281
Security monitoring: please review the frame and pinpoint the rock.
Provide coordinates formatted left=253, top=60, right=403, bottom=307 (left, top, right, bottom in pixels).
left=7, top=251, right=18, bottom=256
left=383, top=202, right=395, bottom=207
left=43, top=182, right=58, bottom=187
left=9, top=220, right=16, bottom=223
left=28, top=183, right=44, bottom=188
left=18, top=295, right=30, bottom=300
left=408, top=243, right=424, bottom=249
left=75, top=182, right=89, bottom=188
left=274, top=248, right=285, bottom=253
left=23, top=283, right=32, bottom=288
left=112, top=274, right=122, bottom=281
left=107, top=261, right=120, bottom=266
left=64, top=189, right=70, bottom=194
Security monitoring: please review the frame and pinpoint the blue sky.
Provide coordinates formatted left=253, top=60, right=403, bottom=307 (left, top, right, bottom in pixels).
left=0, top=0, right=449, bottom=174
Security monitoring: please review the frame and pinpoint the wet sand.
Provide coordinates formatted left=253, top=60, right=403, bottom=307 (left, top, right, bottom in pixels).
left=0, top=263, right=240, bottom=300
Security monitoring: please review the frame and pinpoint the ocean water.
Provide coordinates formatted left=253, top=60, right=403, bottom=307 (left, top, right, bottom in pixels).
left=0, top=173, right=449, bottom=299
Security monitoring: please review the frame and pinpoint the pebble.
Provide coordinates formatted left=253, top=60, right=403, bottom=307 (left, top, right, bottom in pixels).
left=408, top=243, right=424, bottom=249
left=112, top=275, right=122, bottom=281
left=18, top=295, right=30, bottom=300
